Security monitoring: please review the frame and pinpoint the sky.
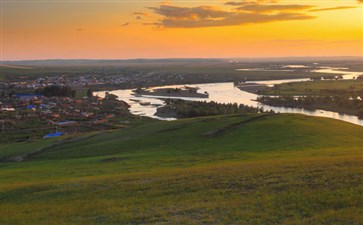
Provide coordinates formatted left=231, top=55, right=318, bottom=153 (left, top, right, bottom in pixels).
left=1, top=0, right=363, bottom=60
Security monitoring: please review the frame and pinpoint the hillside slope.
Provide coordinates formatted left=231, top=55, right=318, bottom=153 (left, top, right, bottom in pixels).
left=1, top=114, right=363, bottom=224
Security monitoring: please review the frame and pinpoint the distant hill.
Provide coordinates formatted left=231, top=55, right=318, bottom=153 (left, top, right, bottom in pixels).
left=1, top=56, right=362, bottom=67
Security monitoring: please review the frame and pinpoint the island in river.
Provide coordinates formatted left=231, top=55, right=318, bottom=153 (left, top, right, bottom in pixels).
left=133, top=86, right=209, bottom=98
left=234, top=82, right=269, bottom=94
left=256, top=79, right=363, bottom=118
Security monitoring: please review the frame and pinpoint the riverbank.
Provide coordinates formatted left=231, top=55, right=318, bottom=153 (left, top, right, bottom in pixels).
left=154, top=105, right=180, bottom=118
left=236, top=83, right=269, bottom=94
left=257, top=96, right=363, bottom=119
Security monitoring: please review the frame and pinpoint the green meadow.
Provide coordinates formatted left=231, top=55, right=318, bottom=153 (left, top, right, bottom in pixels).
left=1, top=114, right=363, bottom=224
left=260, top=79, right=363, bottom=96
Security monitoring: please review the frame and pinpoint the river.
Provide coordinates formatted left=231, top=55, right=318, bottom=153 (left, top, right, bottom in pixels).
left=95, top=66, right=363, bottom=126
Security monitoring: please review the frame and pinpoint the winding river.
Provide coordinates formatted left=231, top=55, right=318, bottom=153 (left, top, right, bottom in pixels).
left=95, top=66, right=363, bottom=126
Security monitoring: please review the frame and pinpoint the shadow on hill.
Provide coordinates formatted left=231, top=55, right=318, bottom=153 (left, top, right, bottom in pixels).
left=202, top=114, right=269, bottom=137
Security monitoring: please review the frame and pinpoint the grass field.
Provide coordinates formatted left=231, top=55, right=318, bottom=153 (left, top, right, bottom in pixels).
left=1, top=114, right=363, bottom=224
left=260, top=80, right=363, bottom=96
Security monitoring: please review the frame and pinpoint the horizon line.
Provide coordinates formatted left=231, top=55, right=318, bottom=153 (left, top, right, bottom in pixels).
left=2, top=55, right=363, bottom=63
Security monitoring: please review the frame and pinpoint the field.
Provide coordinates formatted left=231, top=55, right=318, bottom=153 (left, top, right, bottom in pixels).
left=1, top=59, right=354, bottom=83
left=1, top=114, right=363, bottom=224
left=260, top=80, right=363, bottom=96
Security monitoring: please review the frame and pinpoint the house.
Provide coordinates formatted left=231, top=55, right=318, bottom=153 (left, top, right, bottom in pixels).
left=82, top=112, right=94, bottom=118
left=49, top=113, right=61, bottom=118
left=43, top=132, right=63, bottom=138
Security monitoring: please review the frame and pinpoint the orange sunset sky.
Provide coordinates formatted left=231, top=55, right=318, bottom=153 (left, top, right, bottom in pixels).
left=1, top=0, right=363, bottom=60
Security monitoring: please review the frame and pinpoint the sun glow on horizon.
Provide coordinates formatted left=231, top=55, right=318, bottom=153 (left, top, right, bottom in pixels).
left=1, top=0, right=362, bottom=60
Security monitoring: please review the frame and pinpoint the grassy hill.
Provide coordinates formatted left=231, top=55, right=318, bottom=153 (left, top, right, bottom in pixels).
left=1, top=114, right=363, bottom=224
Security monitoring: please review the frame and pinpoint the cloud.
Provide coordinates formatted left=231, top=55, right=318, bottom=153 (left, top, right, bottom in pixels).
left=227, top=0, right=363, bottom=5
left=147, top=4, right=315, bottom=28
left=225, top=0, right=278, bottom=6
left=148, top=5, right=230, bottom=20
left=133, top=12, right=149, bottom=16
left=163, top=13, right=313, bottom=28
left=133, top=11, right=151, bottom=20
left=225, top=1, right=245, bottom=6
left=309, top=6, right=357, bottom=12
left=236, top=4, right=313, bottom=12
left=76, top=28, right=83, bottom=32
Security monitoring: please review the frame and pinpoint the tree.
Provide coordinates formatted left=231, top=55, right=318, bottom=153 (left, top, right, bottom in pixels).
left=35, top=85, right=76, bottom=98
left=105, top=93, right=118, bottom=101
left=87, top=89, right=93, bottom=98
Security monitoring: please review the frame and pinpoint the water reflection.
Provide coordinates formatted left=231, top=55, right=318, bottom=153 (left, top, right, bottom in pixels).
left=95, top=67, right=363, bottom=126
left=312, top=67, right=361, bottom=80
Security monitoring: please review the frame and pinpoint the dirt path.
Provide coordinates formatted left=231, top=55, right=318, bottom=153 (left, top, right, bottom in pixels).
left=202, top=114, right=270, bottom=137
left=4, top=132, right=105, bottom=162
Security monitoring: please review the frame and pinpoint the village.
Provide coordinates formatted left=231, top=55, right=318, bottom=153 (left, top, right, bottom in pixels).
left=0, top=88, right=134, bottom=143
left=2, top=73, right=134, bottom=90
left=0, top=70, right=188, bottom=92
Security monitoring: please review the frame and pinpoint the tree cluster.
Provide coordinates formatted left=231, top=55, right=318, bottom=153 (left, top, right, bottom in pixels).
left=163, top=99, right=269, bottom=118
left=99, top=92, right=130, bottom=115
left=35, top=85, right=76, bottom=98
left=258, top=95, right=363, bottom=119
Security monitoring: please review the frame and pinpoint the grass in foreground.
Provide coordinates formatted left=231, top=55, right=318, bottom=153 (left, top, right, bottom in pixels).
left=1, top=114, right=362, bottom=224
